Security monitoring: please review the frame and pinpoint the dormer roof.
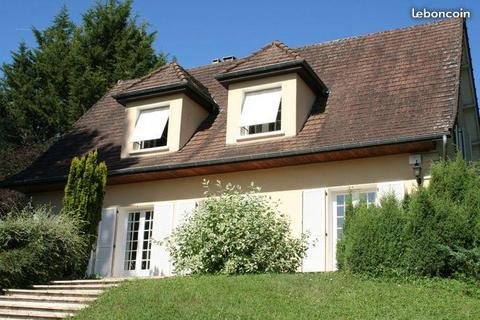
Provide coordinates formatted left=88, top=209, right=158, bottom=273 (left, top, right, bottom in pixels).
left=216, top=41, right=327, bottom=94
left=113, top=62, right=218, bottom=113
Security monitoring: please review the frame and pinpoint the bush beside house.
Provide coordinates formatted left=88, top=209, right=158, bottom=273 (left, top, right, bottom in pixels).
left=0, top=151, right=107, bottom=289
left=0, top=204, right=87, bottom=290
left=338, top=156, right=480, bottom=280
left=167, top=181, right=308, bottom=274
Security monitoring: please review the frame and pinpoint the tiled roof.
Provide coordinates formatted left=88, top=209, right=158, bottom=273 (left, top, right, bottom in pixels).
left=6, top=19, right=465, bottom=186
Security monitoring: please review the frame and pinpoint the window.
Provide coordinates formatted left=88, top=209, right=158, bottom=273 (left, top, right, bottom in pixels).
left=335, top=194, right=351, bottom=240
left=124, top=210, right=155, bottom=271
left=124, top=212, right=140, bottom=271
left=131, top=107, right=169, bottom=151
left=359, top=191, right=377, bottom=207
left=240, top=87, right=282, bottom=136
left=335, top=191, right=377, bottom=239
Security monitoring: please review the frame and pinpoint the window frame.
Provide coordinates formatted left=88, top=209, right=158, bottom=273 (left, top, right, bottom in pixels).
left=237, top=86, right=284, bottom=140
left=129, top=105, right=170, bottom=155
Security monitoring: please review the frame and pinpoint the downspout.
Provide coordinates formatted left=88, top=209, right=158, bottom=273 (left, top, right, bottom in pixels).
left=442, top=134, right=448, bottom=160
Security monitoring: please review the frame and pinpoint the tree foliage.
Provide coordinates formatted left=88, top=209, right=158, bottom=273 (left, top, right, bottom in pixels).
left=0, top=0, right=165, bottom=146
left=167, top=181, right=308, bottom=275
left=68, top=0, right=166, bottom=122
left=63, top=151, right=107, bottom=253
left=337, top=156, right=480, bottom=280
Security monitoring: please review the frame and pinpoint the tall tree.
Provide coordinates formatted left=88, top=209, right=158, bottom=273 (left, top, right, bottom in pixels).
left=32, top=5, right=75, bottom=137
left=1, top=42, right=39, bottom=143
left=0, top=0, right=166, bottom=179
left=68, top=0, right=166, bottom=121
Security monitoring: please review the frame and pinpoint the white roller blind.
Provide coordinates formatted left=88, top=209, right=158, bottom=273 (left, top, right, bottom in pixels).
left=302, top=189, right=326, bottom=272
left=240, top=88, right=281, bottom=127
left=130, top=108, right=169, bottom=142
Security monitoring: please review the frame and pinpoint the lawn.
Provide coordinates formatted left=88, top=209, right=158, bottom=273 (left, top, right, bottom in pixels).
left=75, top=272, right=480, bottom=320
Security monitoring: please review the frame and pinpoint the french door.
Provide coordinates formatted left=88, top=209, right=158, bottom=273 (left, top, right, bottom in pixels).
left=122, top=210, right=154, bottom=277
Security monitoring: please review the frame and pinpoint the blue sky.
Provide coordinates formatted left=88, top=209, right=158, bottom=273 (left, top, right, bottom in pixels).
left=0, top=0, right=478, bottom=95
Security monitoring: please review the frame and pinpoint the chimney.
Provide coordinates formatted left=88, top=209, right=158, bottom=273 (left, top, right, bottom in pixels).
left=222, top=55, right=236, bottom=62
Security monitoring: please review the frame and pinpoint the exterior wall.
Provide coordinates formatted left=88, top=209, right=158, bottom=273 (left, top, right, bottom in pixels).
left=225, top=73, right=316, bottom=144
left=296, top=74, right=316, bottom=131
left=121, top=93, right=208, bottom=157
left=179, top=95, right=209, bottom=149
left=32, top=152, right=436, bottom=273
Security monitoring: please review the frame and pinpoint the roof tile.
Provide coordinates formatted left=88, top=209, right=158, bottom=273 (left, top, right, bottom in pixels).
left=8, top=19, right=464, bottom=184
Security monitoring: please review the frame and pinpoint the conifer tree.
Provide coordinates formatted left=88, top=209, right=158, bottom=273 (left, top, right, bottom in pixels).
left=68, top=0, right=166, bottom=121
left=63, top=151, right=107, bottom=253
left=32, top=5, right=75, bottom=137
left=0, top=0, right=166, bottom=146
left=1, top=42, right=38, bottom=142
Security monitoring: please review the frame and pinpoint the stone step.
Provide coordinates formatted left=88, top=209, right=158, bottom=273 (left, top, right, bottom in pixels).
left=0, top=308, right=73, bottom=319
left=50, top=278, right=125, bottom=285
left=4, top=289, right=103, bottom=298
left=0, top=295, right=95, bottom=304
left=32, top=284, right=116, bottom=290
left=0, top=300, right=86, bottom=312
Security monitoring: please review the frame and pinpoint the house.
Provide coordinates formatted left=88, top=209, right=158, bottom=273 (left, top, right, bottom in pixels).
left=2, top=18, right=479, bottom=277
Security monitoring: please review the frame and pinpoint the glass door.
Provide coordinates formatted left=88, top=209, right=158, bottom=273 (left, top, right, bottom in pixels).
left=123, top=210, right=154, bottom=277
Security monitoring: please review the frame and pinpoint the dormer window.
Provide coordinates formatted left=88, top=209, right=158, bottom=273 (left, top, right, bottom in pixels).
left=131, top=107, right=169, bottom=151
left=216, top=41, right=327, bottom=145
left=240, top=87, right=282, bottom=136
left=114, top=62, right=217, bottom=158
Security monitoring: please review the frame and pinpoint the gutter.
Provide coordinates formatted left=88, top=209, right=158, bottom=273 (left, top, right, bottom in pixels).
left=112, top=81, right=219, bottom=113
left=1, top=132, right=446, bottom=188
left=215, top=59, right=329, bottom=95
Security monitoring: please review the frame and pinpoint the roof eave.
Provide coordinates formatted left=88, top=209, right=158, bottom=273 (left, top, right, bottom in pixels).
left=1, top=132, right=444, bottom=191
left=112, top=81, right=218, bottom=113
left=215, top=59, right=328, bottom=95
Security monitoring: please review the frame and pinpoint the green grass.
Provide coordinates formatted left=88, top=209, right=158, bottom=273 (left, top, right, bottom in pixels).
left=75, top=272, right=480, bottom=320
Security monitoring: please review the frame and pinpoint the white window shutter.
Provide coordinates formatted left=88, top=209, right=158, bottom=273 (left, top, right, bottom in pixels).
left=130, top=108, right=169, bottom=142
left=174, top=201, right=196, bottom=229
left=94, top=208, right=117, bottom=277
left=150, top=202, right=174, bottom=276
left=377, top=181, right=405, bottom=202
left=302, top=189, right=326, bottom=272
left=240, top=88, right=281, bottom=126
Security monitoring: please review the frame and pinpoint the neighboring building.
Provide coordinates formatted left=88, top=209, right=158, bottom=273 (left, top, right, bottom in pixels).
left=2, top=19, right=479, bottom=277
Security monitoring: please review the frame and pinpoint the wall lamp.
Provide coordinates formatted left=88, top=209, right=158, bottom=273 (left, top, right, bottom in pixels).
left=413, top=160, right=422, bottom=185
left=409, top=154, right=422, bottom=186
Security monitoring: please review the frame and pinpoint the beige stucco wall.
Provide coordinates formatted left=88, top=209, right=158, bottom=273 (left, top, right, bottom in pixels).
left=121, top=93, right=208, bottom=157
left=225, top=73, right=316, bottom=144
left=32, top=152, right=434, bottom=228
left=31, top=151, right=439, bottom=274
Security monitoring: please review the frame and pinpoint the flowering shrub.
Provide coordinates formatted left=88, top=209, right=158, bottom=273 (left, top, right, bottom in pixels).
left=167, top=181, right=307, bottom=275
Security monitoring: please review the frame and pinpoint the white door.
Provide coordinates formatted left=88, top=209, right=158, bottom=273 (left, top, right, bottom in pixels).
left=121, top=209, right=155, bottom=277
